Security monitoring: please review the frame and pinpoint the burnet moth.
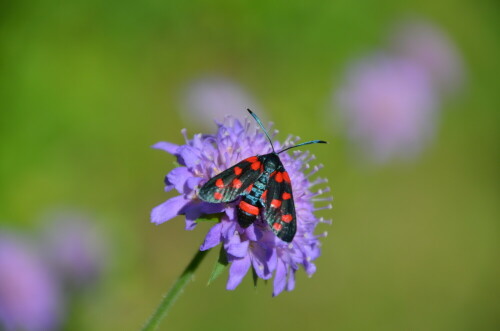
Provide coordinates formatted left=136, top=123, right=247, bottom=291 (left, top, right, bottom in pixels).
left=198, top=109, right=326, bottom=242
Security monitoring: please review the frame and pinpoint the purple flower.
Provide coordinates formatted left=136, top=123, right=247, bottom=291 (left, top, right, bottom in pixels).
left=0, top=233, right=62, bottom=331
left=336, top=55, right=438, bottom=163
left=389, top=19, right=465, bottom=94
left=40, top=212, right=105, bottom=290
left=180, top=76, right=263, bottom=127
left=151, top=116, right=331, bottom=295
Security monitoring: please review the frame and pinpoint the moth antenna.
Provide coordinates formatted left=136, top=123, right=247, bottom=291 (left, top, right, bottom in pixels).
left=278, top=140, right=327, bottom=154
left=247, top=109, right=275, bottom=153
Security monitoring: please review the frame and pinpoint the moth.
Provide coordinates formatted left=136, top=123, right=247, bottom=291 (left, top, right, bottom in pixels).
left=198, top=109, right=326, bottom=242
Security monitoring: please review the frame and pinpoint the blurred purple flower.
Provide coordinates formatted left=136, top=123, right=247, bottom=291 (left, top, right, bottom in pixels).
left=336, top=55, right=438, bottom=163
left=151, top=116, right=331, bottom=296
left=389, top=19, right=465, bottom=94
left=0, top=233, right=62, bottom=331
left=180, top=76, right=263, bottom=127
left=41, top=214, right=105, bottom=290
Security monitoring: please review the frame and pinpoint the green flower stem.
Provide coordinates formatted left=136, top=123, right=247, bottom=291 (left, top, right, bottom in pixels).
left=141, top=248, right=209, bottom=331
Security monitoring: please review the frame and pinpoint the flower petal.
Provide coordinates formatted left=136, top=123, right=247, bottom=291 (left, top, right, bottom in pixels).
left=166, top=167, right=192, bottom=194
left=152, top=141, right=179, bottom=154
left=163, top=182, right=174, bottom=192
left=185, top=177, right=203, bottom=191
left=225, top=236, right=249, bottom=258
left=251, top=256, right=271, bottom=279
left=183, top=201, right=225, bottom=231
left=201, top=202, right=225, bottom=214
left=224, top=208, right=236, bottom=220
left=304, top=261, right=316, bottom=275
left=303, top=244, right=321, bottom=261
left=200, top=223, right=223, bottom=251
left=178, top=146, right=200, bottom=168
left=273, top=259, right=287, bottom=296
left=287, top=268, right=296, bottom=291
left=191, top=133, right=205, bottom=150
left=250, top=243, right=275, bottom=280
left=184, top=219, right=198, bottom=231
left=244, top=224, right=259, bottom=241
left=151, top=196, right=188, bottom=224
left=266, top=246, right=278, bottom=272
left=221, top=219, right=236, bottom=239
left=226, top=255, right=251, bottom=290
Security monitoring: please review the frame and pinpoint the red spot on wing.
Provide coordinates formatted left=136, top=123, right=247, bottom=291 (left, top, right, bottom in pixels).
left=271, top=199, right=282, bottom=208
left=234, top=166, right=242, bottom=175
left=281, top=214, right=293, bottom=223
left=251, top=161, right=261, bottom=170
left=215, top=178, right=224, bottom=188
left=283, top=171, right=291, bottom=183
left=273, top=222, right=283, bottom=231
left=282, top=192, right=291, bottom=200
left=245, top=156, right=258, bottom=163
left=275, top=172, right=283, bottom=183
left=213, top=192, right=223, bottom=200
left=232, top=178, right=242, bottom=188
left=260, top=190, right=268, bottom=200
left=239, top=200, right=260, bottom=216
left=245, top=183, right=253, bottom=193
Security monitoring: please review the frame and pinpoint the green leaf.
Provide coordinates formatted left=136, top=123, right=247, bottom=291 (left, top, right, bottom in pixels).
left=196, top=213, right=224, bottom=223
left=172, top=161, right=181, bottom=167
left=207, top=245, right=229, bottom=286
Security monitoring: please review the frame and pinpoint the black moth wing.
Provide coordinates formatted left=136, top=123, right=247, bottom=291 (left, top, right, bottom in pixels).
left=263, top=164, right=297, bottom=243
left=198, top=156, right=263, bottom=203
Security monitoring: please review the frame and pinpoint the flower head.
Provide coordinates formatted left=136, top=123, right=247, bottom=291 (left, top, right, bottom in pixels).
left=336, top=55, right=438, bottom=163
left=180, top=76, right=263, bottom=127
left=389, top=19, right=465, bottom=94
left=151, top=116, right=331, bottom=295
left=40, top=212, right=105, bottom=290
left=0, top=233, right=62, bottom=331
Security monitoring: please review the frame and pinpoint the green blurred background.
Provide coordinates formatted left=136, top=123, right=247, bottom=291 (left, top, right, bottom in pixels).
left=1, top=0, right=498, bottom=330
